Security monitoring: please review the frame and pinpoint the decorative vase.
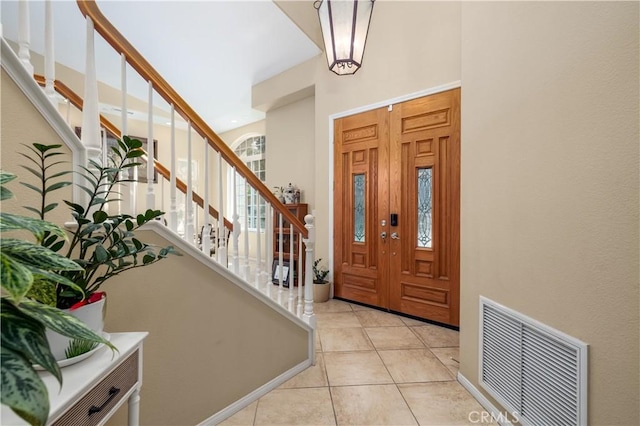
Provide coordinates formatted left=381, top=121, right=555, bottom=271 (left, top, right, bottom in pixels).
left=46, top=296, right=106, bottom=362
left=283, top=183, right=296, bottom=204
left=313, top=282, right=331, bottom=303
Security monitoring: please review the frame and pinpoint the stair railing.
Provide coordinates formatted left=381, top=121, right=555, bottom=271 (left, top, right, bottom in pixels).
left=32, top=74, right=234, bottom=233
left=10, top=0, right=315, bottom=325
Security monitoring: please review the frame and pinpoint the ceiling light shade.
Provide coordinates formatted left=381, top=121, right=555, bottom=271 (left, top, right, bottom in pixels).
left=314, top=0, right=375, bottom=76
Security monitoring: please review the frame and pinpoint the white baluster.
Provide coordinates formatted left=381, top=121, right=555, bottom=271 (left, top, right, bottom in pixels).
left=169, top=104, right=178, bottom=232
left=186, top=121, right=194, bottom=244
left=120, top=54, right=128, bottom=136
left=217, top=152, right=227, bottom=266
left=130, top=170, right=138, bottom=214
left=289, top=223, right=295, bottom=306
left=194, top=201, right=199, bottom=241
left=297, top=234, right=304, bottom=317
left=278, top=213, right=284, bottom=290
left=117, top=53, right=127, bottom=216
left=255, top=189, right=262, bottom=288
left=81, top=17, right=101, bottom=167
left=65, top=99, right=71, bottom=125
left=146, top=81, right=155, bottom=210
left=265, top=202, right=272, bottom=286
left=303, top=215, right=316, bottom=329
left=232, top=168, right=240, bottom=274
left=265, top=203, right=273, bottom=280
left=44, top=0, right=55, bottom=103
left=242, top=178, right=250, bottom=280
left=202, top=139, right=211, bottom=256
left=101, top=126, right=109, bottom=214
left=17, top=0, right=33, bottom=76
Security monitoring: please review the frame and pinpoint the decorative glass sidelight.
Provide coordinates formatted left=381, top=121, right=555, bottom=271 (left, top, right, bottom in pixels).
left=353, top=174, right=366, bottom=242
left=417, top=168, right=433, bottom=248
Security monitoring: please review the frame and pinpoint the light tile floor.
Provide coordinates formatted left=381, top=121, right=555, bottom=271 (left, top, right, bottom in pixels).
left=220, top=299, right=486, bottom=426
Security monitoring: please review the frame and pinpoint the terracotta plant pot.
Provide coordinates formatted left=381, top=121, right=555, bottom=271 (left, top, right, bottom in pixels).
left=313, top=282, right=331, bottom=303
left=46, top=296, right=106, bottom=362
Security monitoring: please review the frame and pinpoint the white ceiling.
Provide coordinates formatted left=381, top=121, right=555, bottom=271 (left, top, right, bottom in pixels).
left=1, top=0, right=320, bottom=133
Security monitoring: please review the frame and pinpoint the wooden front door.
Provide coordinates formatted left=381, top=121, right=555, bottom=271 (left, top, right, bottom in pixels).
left=334, top=88, right=460, bottom=326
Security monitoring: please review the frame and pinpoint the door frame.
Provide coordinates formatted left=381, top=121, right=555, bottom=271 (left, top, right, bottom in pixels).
left=327, top=80, right=462, bottom=298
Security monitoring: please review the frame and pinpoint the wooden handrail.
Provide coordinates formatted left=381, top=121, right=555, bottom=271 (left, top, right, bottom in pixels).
left=76, top=0, right=307, bottom=238
left=34, top=73, right=233, bottom=230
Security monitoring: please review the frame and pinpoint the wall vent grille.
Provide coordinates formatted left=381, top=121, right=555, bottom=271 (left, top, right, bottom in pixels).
left=479, top=297, right=588, bottom=426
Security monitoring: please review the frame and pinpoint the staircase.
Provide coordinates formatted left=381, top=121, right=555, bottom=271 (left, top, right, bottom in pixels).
left=1, top=1, right=316, bottom=424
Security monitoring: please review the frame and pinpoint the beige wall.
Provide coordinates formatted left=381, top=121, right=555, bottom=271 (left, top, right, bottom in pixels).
left=266, top=96, right=315, bottom=206
left=1, top=68, right=73, bottom=226
left=459, top=2, right=639, bottom=424
left=104, top=231, right=309, bottom=425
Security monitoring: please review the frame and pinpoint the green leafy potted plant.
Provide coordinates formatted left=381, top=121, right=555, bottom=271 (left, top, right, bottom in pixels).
left=313, top=258, right=331, bottom=303
left=17, top=137, right=178, bottom=360
left=0, top=171, right=114, bottom=426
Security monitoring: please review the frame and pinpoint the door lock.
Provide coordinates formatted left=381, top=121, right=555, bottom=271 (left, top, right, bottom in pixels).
left=391, top=232, right=400, bottom=240
left=381, top=232, right=387, bottom=240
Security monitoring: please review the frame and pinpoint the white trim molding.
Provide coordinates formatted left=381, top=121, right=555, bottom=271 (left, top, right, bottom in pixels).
left=326, top=81, right=462, bottom=283
left=1, top=37, right=87, bottom=204
left=457, top=372, right=515, bottom=426
left=198, top=358, right=312, bottom=425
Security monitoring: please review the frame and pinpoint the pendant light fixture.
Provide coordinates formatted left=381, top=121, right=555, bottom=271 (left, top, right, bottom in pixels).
left=314, top=0, right=375, bottom=76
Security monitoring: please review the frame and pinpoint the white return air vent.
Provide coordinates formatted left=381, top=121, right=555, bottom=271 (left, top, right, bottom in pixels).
left=479, top=297, right=588, bottom=426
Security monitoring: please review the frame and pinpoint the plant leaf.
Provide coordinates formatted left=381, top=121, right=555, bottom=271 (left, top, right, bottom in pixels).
left=45, top=182, right=71, bottom=192
left=93, top=210, right=108, bottom=223
left=0, top=213, right=67, bottom=238
left=63, top=200, right=85, bottom=215
left=0, top=171, right=17, bottom=185
left=27, top=268, right=85, bottom=295
left=0, top=186, right=13, bottom=201
left=1, top=239, right=81, bottom=272
left=1, top=300, right=61, bottom=383
left=0, top=345, right=50, bottom=426
left=94, top=245, right=109, bottom=262
left=19, top=182, right=43, bottom=196
left=0, top=253, right=34, bottom=300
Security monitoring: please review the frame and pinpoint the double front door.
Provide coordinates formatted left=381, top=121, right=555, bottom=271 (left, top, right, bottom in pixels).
left=333, top=88, right=460, bottom=326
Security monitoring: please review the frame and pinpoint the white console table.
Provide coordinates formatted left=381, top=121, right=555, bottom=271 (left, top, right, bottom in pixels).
left=1, top=332, right=147, bottom=426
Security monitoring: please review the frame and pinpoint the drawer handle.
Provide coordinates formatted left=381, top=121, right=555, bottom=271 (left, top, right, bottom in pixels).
left=88, top=386, right=120, bottom=416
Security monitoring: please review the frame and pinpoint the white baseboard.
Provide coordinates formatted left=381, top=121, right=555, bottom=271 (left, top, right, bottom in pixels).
left=457, top=372, right=514, bottom=426
left=198, top=358, right=313, bottom=425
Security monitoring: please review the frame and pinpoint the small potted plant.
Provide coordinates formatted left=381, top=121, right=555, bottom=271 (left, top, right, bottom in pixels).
left=17, top=137, right=178, bottom=361
left=312, top=258, right=331, bottom=303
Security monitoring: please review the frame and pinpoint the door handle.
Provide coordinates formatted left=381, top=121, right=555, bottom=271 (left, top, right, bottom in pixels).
left=391, top=232, right=400, bottom=240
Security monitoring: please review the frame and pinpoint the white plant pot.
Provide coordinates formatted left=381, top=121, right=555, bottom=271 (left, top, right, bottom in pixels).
left=313, top=282, right=331, bottom=303
left=46, top=296, right=106, bottom=362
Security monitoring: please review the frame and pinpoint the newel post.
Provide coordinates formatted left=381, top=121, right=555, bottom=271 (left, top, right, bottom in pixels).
left=303, top=215, right=316, bottom=329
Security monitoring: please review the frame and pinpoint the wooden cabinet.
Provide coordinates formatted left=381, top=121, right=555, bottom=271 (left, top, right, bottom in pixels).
left=273, top=203, right=307, bottom=286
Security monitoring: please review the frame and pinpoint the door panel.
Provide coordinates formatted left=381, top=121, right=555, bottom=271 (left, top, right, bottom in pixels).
left=334, top=89, right=460, bottom=326
left=389, top=89, right=460, bottom=326
left=334, top=107, right=389, bottom=308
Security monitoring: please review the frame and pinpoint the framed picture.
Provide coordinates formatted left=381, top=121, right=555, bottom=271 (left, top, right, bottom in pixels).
left=272, top=259, right=291, bottom=287
left=74, top=128, right=158, bottom=183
